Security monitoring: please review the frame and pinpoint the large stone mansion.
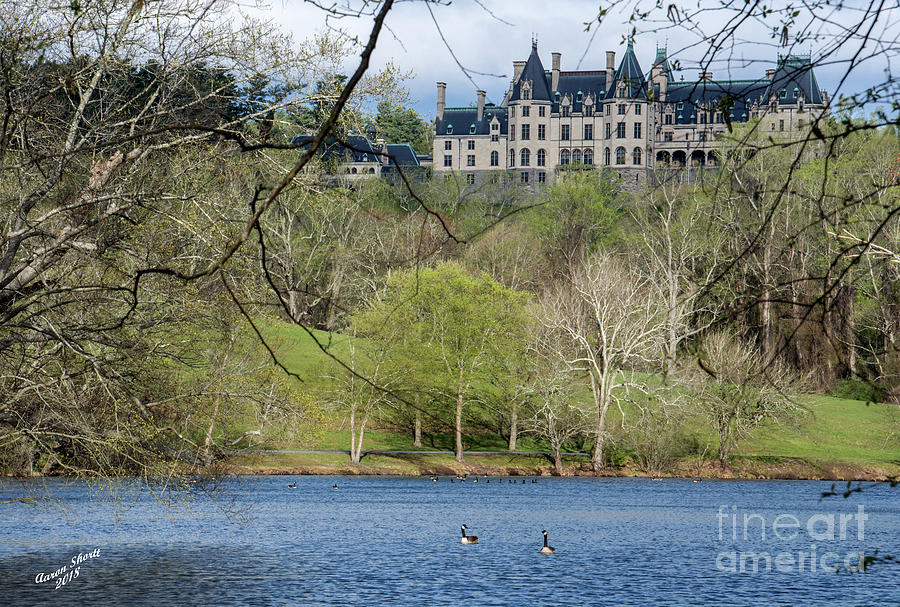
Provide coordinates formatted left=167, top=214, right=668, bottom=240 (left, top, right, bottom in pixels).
left=432, top=40, right=829, bottom=187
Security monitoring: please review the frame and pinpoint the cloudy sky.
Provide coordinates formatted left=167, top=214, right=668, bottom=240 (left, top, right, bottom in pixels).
left=255, top=0, right=897, bottom=118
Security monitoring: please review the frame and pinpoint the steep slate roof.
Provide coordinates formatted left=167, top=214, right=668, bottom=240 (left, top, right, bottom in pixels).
left=293, top=134, right=381, bottom=163
left=384, top=144, right=419, bottom=166
left=509, top=42, right=553, bottom=102
left=435, top=104, right=507, bottom=136
left=553, top=71, right=608, bottom=113
left=434, top=43, right=824, bottom=135
left=605, top=40, right=647, bottom=99
left=665, top=79, right=770, bottom=124
left=763, top=55, right=823, bottom=105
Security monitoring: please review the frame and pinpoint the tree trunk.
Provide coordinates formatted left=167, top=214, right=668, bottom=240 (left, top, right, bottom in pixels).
left=552, top=445, right=563, bottom=476
left=455, top=386, right=464, bottom=463
left=508, top=405, right=518, bottom=451
left=201, top=391, right=221, bottom=465
left=350, top=403, right=360, bottom=464
left=760, top=222, right=775, bottom=356
left=413, top=409, right=422, bottom=448
left=589, top=372, right=605, bottom=473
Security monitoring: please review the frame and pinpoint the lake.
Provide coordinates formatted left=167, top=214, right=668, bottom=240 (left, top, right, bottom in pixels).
left=1, top=475, right=898, bottom=606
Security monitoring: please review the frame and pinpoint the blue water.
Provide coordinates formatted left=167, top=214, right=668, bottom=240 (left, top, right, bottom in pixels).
left=1, top=476, right=898, bottom=606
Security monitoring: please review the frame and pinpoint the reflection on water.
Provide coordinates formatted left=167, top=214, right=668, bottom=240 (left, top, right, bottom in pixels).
left=1, top=476, right=898, bottom=606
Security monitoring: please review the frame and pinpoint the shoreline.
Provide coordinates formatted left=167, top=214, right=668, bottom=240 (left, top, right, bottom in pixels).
left=221, top=452, right=900, bottom=482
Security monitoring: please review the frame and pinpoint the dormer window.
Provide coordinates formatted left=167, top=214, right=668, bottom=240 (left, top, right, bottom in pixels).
left=793, top=87, right=799, bottom=98
left=577, top=91, right=583, bottom=103
left=469, top=124, right=476, bottom=134
left=780, top=89, right=787, bottom=99
left=491, top=123, right=498, bottom=131
left=522, top=81, right=532, bottom=100
left=446, top=124, right=453, bottom=134
left=676, top=102, right=684, bottom=111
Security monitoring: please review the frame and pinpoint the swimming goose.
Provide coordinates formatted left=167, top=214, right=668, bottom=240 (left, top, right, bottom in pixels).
left=287, top=482, right=297, bottom=489
left=460, top=524, right=478, bottom=545
left=540, top=530, right=555, bottom=554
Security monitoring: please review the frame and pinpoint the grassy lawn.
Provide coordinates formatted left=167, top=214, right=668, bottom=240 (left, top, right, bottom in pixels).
left=740, top=395, right=900, bottom=466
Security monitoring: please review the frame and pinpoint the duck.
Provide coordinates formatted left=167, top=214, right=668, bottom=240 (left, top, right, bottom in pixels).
left=460, top=524, right=478, bottom=545
left=539, top=530, right=556, bottom=554
left=287, top=482, right=297, bottom=489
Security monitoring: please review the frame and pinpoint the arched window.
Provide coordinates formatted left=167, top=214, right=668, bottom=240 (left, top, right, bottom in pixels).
left=509, top=149, right=516, bottom=168
left=632, top=147, right=642, bottom=165
left=521, top=148, right=530, bottom=166
left=615, top=147, right=626, bottom=165
left=604, top=147, right=610, bottom=165
left=560, top=149, right=570, bottom=165
left=490, top=151, right=499, bottom=167
left=537, top=148, right=546, bottom=166
left=572, top=149, right=582, bottom=164
left=584, top=149, right=593, bottom=165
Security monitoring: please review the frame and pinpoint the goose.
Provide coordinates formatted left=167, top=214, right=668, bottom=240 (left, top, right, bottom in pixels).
left=332, top=483, right=339, bottom=490
left=460, top=525, right=478, bottom=545
left=539, top=530, right=556, bottom=554
left=287, top=482, right=297, bottom=489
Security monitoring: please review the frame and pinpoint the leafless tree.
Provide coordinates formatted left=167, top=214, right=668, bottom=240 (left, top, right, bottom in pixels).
left=541, top=255, right=665, bottom=473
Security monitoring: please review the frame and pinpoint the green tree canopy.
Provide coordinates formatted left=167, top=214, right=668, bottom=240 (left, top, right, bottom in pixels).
left=374, top=100, right=431, bottom=154
left=352, top=262, right=531, bottom=461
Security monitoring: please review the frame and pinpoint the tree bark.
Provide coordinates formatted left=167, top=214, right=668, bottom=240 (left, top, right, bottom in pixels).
left=455, top=385, right=464, bottom=462
left=552, top=445, right=563, bottom=476
left=413, top=408, right=422, bottom=448
left=350, top=402, right=360, bottom=464
left=508, top=405, right=518, bottom=451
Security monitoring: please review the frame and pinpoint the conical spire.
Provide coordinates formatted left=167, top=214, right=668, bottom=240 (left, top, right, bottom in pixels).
left=604, top=40, right=647, bottom=99
left=509, top=42, right=552, bottom=102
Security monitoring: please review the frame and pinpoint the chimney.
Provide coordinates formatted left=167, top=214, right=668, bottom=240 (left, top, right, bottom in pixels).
left=436, top=82, right=446, bottom=121
left=551, top=52, right=561, bottom=91
left=699, top=71, right=713, bottom=81
left=513, top=60, right=526, bottom=82
left=766, top=69, right=775, bottom=80
left=477, top=90, right=486, bottom=122
left=606, top=51, right=616, bottom=93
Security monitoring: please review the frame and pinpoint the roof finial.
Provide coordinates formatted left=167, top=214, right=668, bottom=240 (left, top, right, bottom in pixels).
left=532, top=33, right=538, bottom=51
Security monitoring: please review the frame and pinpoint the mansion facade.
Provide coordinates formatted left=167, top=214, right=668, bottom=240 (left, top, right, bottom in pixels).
left=432, top=40, right=829, bottom=187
